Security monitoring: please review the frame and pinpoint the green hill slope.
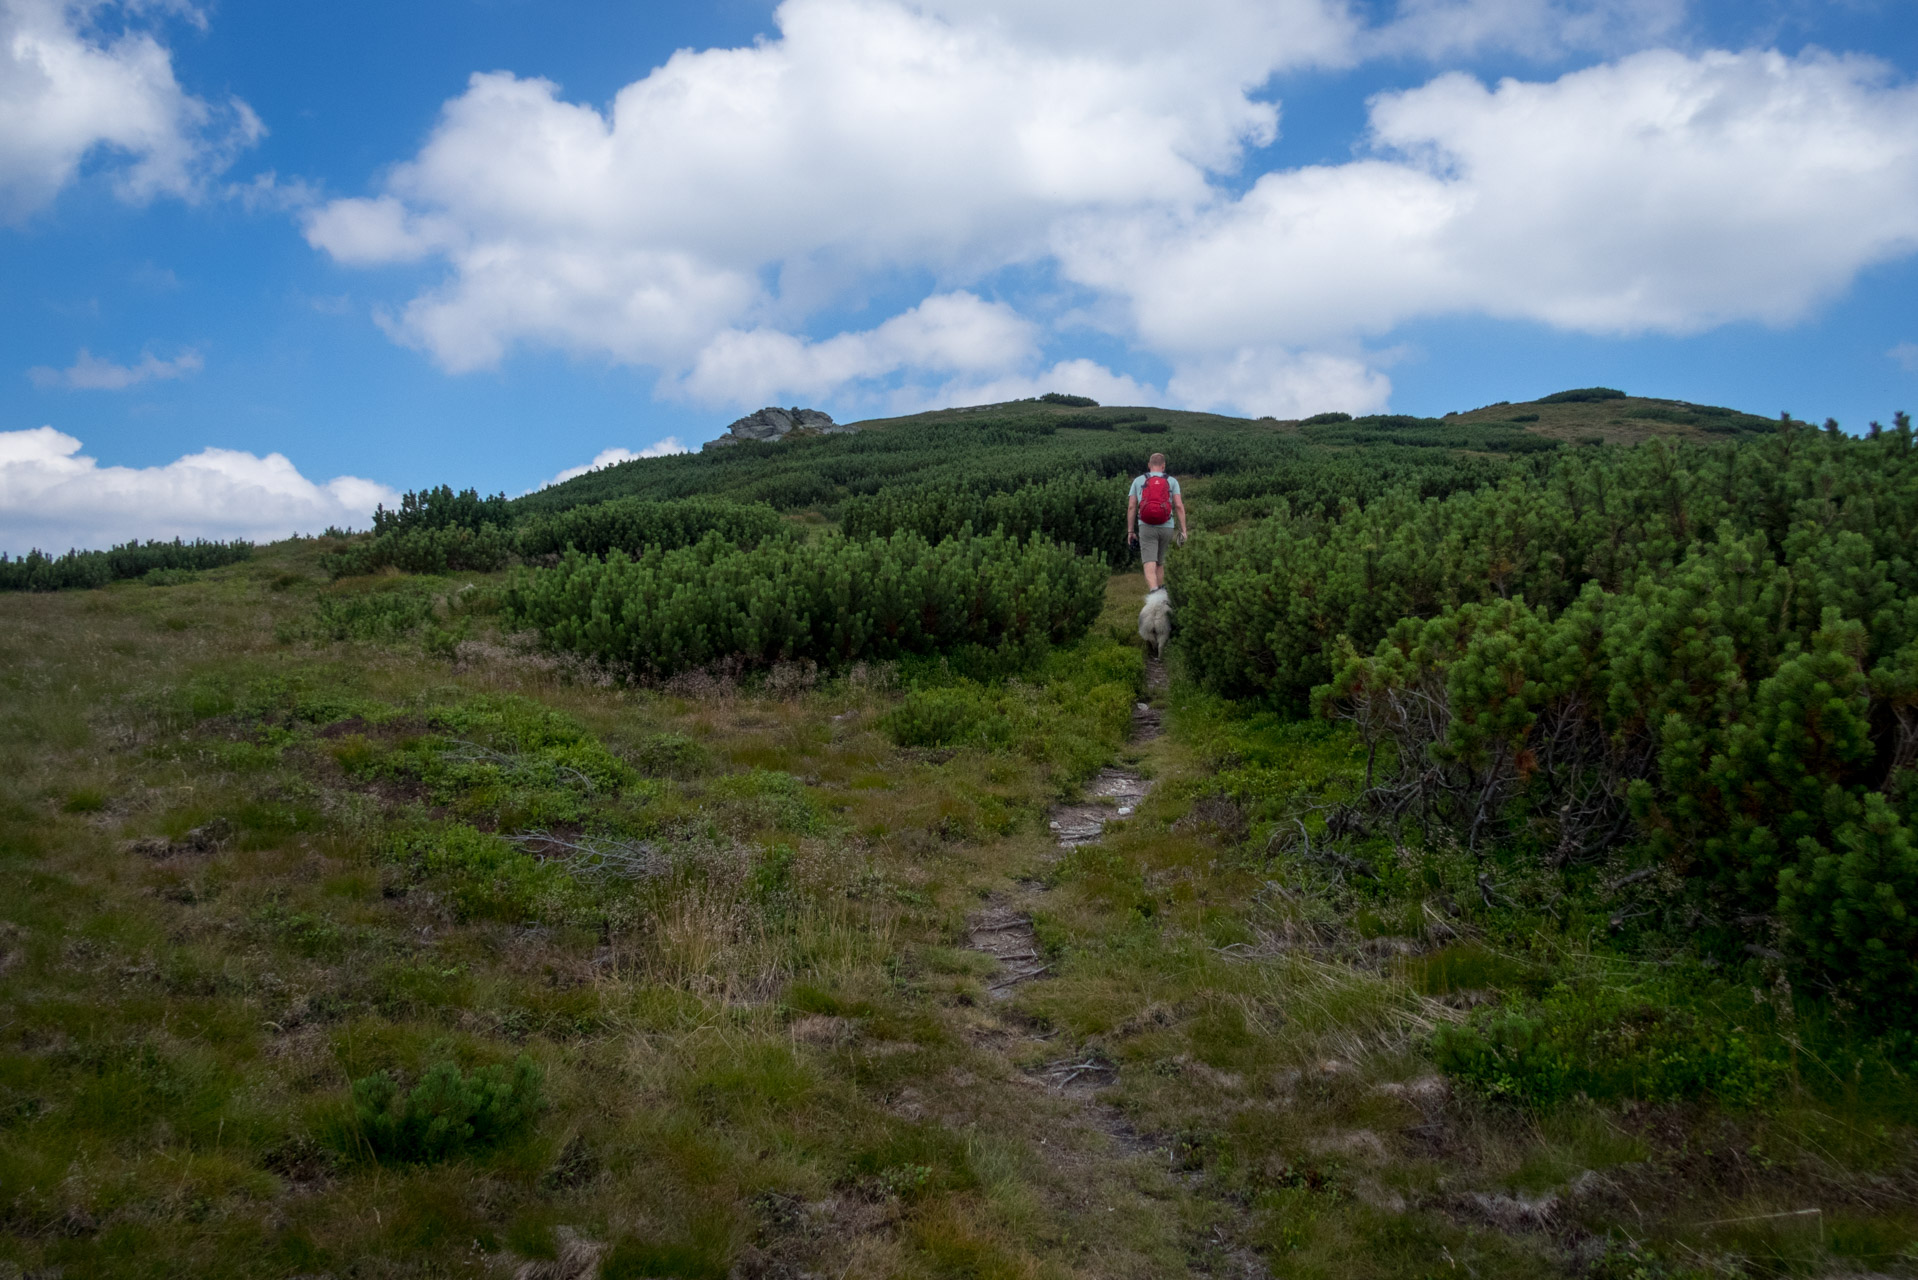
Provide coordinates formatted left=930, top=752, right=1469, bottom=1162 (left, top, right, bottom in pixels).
left=513, top=388, right=1786, bottom=520
left=1451, top=386, right=1781, bottom=444
left=3, top=393, right=1913, bottom=1280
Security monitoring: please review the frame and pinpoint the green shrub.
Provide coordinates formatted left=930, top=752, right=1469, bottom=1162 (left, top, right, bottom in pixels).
left=321, top=523, right=514, bottom=578
left=631, top=731, right=711, bottom=777
left=887, top=685, right=1013, bottom=750
left=1061, top=409, right=1148, bottom=429
left=1625, top=404, right=1772, bottom=432
left=1432, top=978, right=1788, bottom=1109
left=882, top=635, right=1141, bottom=783
left=360, top=698, right=634, bottom=832
left=346, top=1056, right=544, bottom=1162
left=386, top=824, right=580, bottom=922
left=373, top=484, right=511, bottom=534
left=1299, top=416, right=1560, bottom=453
left=1314, top=575, right=1918, bottom=1010
left=708, top=770, right=825, bottom=835
left=313, top=587, right=440, bottom=640
left=1187, top=425, right=1918, bottom=709
left=514, top=497, right=785, bottom=559
left=432, top=695, right=634, bottom=791
left=841, top=474, right=1126, bottom=562
left=0, top=537, right=252, bottom=592
left=504, top=530, right=1106, bottom=678
left=1538, top=387, right=1626, bottom=403
left=335, top=492, right=787, bottom=579
left=1179, top=421, right=1918, bottom=1011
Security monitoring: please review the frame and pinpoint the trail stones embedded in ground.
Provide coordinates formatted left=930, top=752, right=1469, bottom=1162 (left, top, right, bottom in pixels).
left=963, top=659, right=1168, bottom=1155
left=979, top=672, right=1160, bottom=999
left=1048, top=766, right=1152, bottom=847
left=966, top=903, right=1047, bottom=999
left=1045, top=681, right=1162, bottom=848
left=957, top=707, right=1191, bottom=1260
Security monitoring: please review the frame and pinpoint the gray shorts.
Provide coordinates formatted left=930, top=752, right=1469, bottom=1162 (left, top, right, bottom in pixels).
left=1139, top=522, right=1176, bottom=564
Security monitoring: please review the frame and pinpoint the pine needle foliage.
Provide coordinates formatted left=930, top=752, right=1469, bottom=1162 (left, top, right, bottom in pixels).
left=345, top=1057, right=544, bottom=1163
left=1176, top=418, right=1918, bottom=1011
left=503, top=530, right=1106, bottom=677
left=0, top=538, right=253, bottom=591
left=512, top=497, right=786, bottom=559
left=322, top=499, right=786, bottom=578
left=840, top=473, right=1127, bottom=562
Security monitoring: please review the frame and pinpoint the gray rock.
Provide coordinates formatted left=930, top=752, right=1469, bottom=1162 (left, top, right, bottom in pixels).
left=702, top=406, right=852, bottom=451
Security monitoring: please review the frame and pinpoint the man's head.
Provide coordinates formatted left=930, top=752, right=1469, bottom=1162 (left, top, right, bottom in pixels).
left=1148, top=452, right=1166, bottom=472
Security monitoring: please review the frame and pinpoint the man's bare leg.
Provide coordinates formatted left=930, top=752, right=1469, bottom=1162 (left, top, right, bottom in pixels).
left=1144, top=561, right=1163, bottom=591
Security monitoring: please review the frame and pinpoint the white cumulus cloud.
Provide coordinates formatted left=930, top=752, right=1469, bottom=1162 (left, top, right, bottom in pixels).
left=540, top=439, right=690, bottom=490
left=1063, top=48, right=1918, bottom=361
left=1167, top=348, right=1393, bottom=419
left=0, top=0, right=263, bottom=223
left=303, top=0, right=1918, bottom=418
left=887, top=358, right=1163, bottom=418
left=0, top=426, right=397, bottom=554
left=303, top=0, right=1299, bottom=383
left=28, top=346, right=202, bottom=389
left=676, top=292, right=1038, bottom=407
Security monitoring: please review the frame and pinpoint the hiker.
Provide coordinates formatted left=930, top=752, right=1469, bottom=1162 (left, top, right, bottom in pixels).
left=1126, top=452, right=1187, bottom=592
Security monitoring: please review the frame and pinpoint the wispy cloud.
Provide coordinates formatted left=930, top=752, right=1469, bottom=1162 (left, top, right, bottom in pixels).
left=28, top=348, right=203, bottom=391
left=1891, top=341, right=1918, bottom=373
left=226, top=169, right=320, bottom=214
left=130, top=262, right=181, bottom=291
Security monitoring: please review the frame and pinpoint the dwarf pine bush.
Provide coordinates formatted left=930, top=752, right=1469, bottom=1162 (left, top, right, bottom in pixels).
left=504, top=530, right=1105, bottom=677
left=346, top=1057, right=544, bottom=1162
left=841, top=473, right=1127, bottom=562
left=513, top=496, right=786, bottom=559
left=0, top=538, right=253, bottom=591
left=321, top=523, right=515, bottom=578
left=1249, top=419, right=1918, bottom=1011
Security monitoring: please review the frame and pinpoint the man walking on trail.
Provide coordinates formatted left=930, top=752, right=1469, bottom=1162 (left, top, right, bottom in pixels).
left=1127, top=452, right=1187, bottom=591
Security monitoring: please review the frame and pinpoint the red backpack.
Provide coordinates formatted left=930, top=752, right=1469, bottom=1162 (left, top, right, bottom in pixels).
left=1139, top=474, right=1173, bottom=524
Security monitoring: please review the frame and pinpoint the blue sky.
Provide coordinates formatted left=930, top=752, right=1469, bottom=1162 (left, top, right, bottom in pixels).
left=2, top=0, right=1916, bottom=552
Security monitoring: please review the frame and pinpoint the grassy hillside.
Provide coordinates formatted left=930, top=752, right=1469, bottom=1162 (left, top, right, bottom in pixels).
left=511, top=389, right=1792, bottom=523
left=2, top=395, right=1914, bottom=1279
left=1450, top=387, right=1782, bottom=446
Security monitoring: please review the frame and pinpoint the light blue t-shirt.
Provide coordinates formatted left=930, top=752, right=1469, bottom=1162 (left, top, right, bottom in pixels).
left=1128, top=472, right=1182, bottom=526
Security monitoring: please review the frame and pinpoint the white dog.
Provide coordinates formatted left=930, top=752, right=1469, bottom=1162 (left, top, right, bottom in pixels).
left=1138, top=588, right=1171, bottom=657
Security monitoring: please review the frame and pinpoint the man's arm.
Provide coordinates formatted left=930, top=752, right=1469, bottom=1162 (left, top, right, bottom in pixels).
left=1127, top=494, right=1139, bottom=542
left=1173, top=493, right=1188, bottom=538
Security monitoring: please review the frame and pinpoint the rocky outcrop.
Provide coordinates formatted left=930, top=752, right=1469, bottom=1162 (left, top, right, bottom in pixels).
left=702, top=407, right=854, bottom=451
